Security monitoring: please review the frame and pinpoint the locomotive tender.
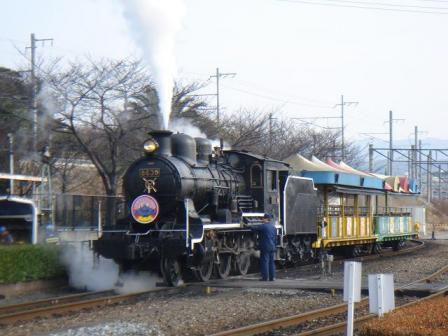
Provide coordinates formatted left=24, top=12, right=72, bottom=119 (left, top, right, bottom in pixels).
left=93, top=130, right=418, bottom=286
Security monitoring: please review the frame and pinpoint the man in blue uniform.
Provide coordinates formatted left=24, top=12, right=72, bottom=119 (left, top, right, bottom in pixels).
left=251, top=214, right=276, bottom=281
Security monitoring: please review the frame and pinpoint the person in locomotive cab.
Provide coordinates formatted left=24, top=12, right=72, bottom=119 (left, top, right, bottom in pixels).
left=251, top=214, right=276, bottom=281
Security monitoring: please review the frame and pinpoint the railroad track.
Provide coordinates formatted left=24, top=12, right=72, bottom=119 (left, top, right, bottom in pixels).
left=0, top=240, right=426, bottom=329
left=359, top=239, right=424, bottom=260
left=210, top=240, right=447, bottom=336
left=0, top=287, right=174, bottom=326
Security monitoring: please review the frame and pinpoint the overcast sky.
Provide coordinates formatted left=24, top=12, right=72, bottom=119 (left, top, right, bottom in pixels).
left=1, top=0, right=447, bottom=145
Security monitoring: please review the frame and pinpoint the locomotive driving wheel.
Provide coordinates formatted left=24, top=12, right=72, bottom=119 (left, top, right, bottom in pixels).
left=194, top=255, right=214, bottom=282
left=161, top=256, right=183, bottom=287
left=215, top=253, right=232, bottom=279
left=234, top=235, right=252, bottom=275
left=235, top=252, right=251, bottom=275
left=193, top=237, right=215, bottom=282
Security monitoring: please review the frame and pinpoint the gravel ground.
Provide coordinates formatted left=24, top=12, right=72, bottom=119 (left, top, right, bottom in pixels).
left=1, top=239, right=448, bottom=336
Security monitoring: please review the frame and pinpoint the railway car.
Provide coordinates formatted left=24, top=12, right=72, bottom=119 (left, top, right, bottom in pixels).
left=286, top=154, right=419, bottom=256
left=93, top=130, right=419, bottom=286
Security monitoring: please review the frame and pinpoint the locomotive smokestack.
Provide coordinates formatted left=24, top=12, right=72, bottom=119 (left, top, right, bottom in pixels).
left=149, top=130, right=173, bottom=156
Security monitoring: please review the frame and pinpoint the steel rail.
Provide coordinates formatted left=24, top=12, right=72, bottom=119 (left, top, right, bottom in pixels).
left=0, top=240, right=427, bottom=328
left=0, top=290, right=112, bottom=315
left=209, top=240, right=447, bottom=336
left=298, top=289, right=448, bottom=336
left=210, top=302, right=352, bottom=336
left=0, top=287, right=174, bottom=325
left=359, top=239, right=424, bottom=260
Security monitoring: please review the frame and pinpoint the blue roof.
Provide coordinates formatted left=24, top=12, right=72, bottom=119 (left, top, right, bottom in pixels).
left=301, top=170, right=384, bottom=190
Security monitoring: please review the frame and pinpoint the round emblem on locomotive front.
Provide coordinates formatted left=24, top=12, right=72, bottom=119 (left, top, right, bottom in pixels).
left=131, top=195, right=159, bottom=224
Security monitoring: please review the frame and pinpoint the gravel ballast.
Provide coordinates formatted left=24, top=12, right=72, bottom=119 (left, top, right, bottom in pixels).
left=1, top=239, right=447, bottom=336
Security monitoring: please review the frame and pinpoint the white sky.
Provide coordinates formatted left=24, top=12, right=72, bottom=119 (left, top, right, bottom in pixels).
left=1, top=0, right=447, bottom=145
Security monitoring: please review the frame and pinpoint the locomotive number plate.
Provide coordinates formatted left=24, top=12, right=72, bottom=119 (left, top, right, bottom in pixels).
left=139, top=168, right=160, bottom=178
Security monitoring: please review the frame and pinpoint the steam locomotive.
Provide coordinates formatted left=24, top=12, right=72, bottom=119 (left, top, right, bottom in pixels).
left=93, top=130, right=418, bottom=286
left=93, top=130, right=319, bottom=286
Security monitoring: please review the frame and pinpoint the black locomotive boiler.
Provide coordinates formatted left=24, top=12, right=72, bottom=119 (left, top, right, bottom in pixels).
left=93, top=130, right=319, bottom=286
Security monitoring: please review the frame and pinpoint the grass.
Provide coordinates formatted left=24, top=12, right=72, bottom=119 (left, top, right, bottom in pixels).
left=0, top=244, right=66, bottom=284
left=359, top=295, right=448, bottom=336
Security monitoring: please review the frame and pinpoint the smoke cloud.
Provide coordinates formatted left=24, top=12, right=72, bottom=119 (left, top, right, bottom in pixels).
left=61, top=243, right=161, bottom=293
left=170, top=118, right=229, bottom=149
left=170, top=118, right=207, bottom=138
left=121, top=0, right=186, bottom=130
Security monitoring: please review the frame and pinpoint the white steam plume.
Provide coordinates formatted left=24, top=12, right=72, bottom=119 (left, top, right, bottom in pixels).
left=170, top=118, right=229, bottom=149
left=61, top=243, right=161, bottom=293
left=170, top=118, right=207, bottom=138
left=121, top=0, right=186, bottom=129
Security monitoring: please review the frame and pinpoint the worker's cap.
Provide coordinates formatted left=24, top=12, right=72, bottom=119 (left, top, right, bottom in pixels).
left=0, top=226, right=5, bottom=233
left=263, top=213, right=272, bottom=220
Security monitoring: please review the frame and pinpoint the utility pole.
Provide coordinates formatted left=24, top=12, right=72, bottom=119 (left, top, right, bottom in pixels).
left=389, top=111, right=393, bottom=175
left=411, top=145, right=416, bottom=180
left=28, top=33, right=53, bottom=153
left=335, top=95, right=358, bottom=161
left=414, top=126, right=418, bottom=181
left=209, top=67, right=236, bottom=128
left=341, top=95, right=345, bottom=160
left=368, top=143, right=373, bottom=172
left=8, top=133, right=14, bottom=195
left=419, top=140, right=423, bottom=190
left=427, top=150, right=432, bottom=203
left=268, top=112, right=274, bottom=153
left=385, top=110, right=405, bottom=175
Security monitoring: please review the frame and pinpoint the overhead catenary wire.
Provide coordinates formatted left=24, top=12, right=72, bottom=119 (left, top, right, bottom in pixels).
left=309, top=0, right=448, bottom=11
left=180, top=70, right=336, bottom=107
left=278, top=0, right=448, bottom=14
left=221, top=84, right=334, bottom=109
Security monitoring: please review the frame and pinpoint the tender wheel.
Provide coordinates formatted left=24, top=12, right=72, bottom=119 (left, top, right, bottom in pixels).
left=392, top=240, right=405, bottom=251
left=161, top=256, right=183, bottom=287
left=235, top=252, right=251, bottom=275
left=346, top=245, right=361, bottom=258
left=354, top=245, right=362, bottom=257
left=194, top=255, right=214, bottom=282
left=215, top=253, right=232, bottom=279
left=372, top=243, right=382, bottom=254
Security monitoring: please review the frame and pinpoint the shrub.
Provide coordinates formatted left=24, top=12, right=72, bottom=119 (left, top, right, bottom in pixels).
left=360, top=295, right=448, bottom=336
left=0, top=244, right=66, bottom=284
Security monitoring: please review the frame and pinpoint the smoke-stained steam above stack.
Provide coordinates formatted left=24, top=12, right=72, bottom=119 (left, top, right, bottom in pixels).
left=121, top=0, right=186, bottom=129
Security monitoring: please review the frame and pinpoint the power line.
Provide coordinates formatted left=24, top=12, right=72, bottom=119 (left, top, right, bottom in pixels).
left=278, top=0, right=448, bottom=14
left=221, top=84, right=334, bottom=109
left=229, top=78, right=335, bottom=106
left=323, top=0, right=448, bottom=11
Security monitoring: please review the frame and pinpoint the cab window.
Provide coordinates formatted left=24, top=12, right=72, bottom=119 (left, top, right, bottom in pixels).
left=250, top=164, right=263, bottom=188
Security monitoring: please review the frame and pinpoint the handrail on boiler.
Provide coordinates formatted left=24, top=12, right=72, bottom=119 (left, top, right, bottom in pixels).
left=185, top=198, right=190, bottom=249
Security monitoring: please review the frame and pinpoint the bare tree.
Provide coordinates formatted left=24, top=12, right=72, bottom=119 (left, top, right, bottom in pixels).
left=218, top=108, right=363, bottom=164
left=46, top=59, right=155, bottom=196
left=43, top=59, right=160, bottom=224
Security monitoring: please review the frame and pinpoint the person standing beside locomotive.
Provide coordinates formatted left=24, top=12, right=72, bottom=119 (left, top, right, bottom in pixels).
left=251, top=214, right=276, bottom=281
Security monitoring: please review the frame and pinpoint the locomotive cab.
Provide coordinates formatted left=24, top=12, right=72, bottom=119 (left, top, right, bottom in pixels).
left=224, top=150, right=289, bottom=222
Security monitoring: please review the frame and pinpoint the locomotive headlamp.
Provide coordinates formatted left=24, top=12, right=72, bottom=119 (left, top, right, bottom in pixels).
left=143, top=139, right=159, bottom=154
